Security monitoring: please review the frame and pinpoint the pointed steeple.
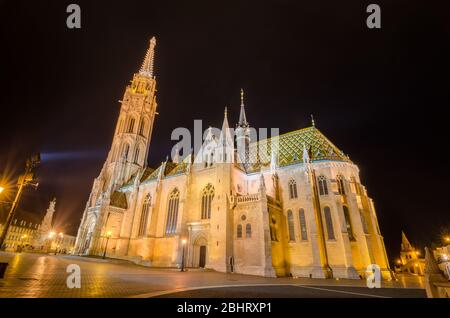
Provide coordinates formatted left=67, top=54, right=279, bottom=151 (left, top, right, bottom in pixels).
left=219, top=107, right=233, bottom=146
left=139, top=36, right=157, bottom=77
left=237, top=89, right=249, bottom=128
left=401, top=231, right=413, bottom=251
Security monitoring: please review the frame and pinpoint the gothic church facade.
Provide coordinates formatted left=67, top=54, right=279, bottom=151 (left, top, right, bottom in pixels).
left=74, top=37, right=392, bottom=279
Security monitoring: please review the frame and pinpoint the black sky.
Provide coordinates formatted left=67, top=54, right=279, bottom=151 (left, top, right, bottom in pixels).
left=0, top=0, right=449, bottom=264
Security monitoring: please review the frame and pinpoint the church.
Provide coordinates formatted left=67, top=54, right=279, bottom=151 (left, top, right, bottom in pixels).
left=74, top=37, right=392, bottom=279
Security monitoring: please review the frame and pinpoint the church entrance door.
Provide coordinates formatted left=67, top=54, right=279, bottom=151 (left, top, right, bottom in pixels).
left=199, top=246, right=206, bottom=268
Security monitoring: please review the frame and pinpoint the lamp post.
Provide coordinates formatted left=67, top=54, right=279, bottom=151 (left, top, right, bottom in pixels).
left=181, top=239, right=187, bottom=272
left=0, top=154, right=40, bottom=250
left=102, top=231, right=112, bottom=259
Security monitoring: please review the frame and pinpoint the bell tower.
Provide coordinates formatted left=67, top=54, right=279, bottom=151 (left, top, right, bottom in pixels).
left=103, top=37, right=158, bottom=192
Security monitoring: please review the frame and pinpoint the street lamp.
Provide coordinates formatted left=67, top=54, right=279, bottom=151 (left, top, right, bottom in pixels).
left=181, top=239, right=187, bottom=272
left=0, top=153, right=40, bottom=250
left=102, top=230, right=112, bottom=259
left=0, top=186, right=4, bottom=194
left=445, top=236, right=450, bottom=243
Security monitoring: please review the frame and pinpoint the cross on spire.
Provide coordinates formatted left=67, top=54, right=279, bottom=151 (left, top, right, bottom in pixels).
left=311, top=114, right=316, bottom=127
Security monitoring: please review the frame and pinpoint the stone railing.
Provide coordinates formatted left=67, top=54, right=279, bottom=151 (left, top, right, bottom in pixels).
left=236, top=193, right=260, bottom=204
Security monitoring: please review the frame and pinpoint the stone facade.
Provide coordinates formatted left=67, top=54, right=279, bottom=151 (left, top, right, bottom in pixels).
left=74, top=37, right=392, bottom=279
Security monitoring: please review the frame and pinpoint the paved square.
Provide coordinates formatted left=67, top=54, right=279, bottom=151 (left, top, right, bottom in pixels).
left=0, top=252, right=426, bottom=298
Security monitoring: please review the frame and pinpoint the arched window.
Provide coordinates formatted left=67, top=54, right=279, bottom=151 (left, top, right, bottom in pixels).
left=128, top=118, right=135, bottom=133
left=359, top=209, right=369, bottom=234
left=138, top=118, right=146, bottom=136
left=343, top=206, right=355, bottom=241
left=201, top=184, right=214, bottom=219
left=336, top=175, right=345, bottom=195
left=288, top=179, right=298, bottom=199
left=246, top=224, right=251, bottom=238
left=237, top=224, right=242, bottom=238
left=287, top=210, right=295, bottom=241
left=318, top=175, right=328, bottom=195
left=122, top=144, right=130, bottom=161
left=299, top=208, right=308, bottom=241
left=165, top=189, right=180, bottom=236
left=134, top=147, right=140, bottom=164
left=323, top=206, right=335, bottom=240
left=138, top=194, right=151, bottom=237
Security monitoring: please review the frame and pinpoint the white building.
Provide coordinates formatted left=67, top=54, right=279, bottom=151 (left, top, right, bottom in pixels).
left=75, top=37, right=392, bottom=279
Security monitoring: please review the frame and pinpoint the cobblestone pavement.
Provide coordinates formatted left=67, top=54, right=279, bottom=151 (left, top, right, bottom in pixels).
left=0, top=252, right=425, bottom=298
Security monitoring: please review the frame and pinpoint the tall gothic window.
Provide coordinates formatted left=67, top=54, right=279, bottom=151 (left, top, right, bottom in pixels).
left=287, top=210, right=295, bottom=241
left=128, top=118, right=135, bottom=133
left=323, top=206, right=335, bottom=240
left=318, top=175, right=328, bottom=195
left=288, top=179, right=298, bottom=199
left=343, top=206, right=355, bottom=241
left=246, top=224, right=252, bottom=238
left=201, top=184, right=214, bottom=219
left=134, top=147, right=140, bottom=164
left=138, top=194, right=151, bottom=237
left=237, top=224, right=242, bottom=238
left=299, top=208, right=308, bottom=241
left=336, top=175, right=345, bottom=195
left=165, top=188, right=180, bottom=236
left=138, top=118, right=145, bottom=136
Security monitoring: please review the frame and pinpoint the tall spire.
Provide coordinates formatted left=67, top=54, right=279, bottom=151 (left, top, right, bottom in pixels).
left=219, top=106, right=233, bottom=146
left=237, top=88, right=249, bottom=128
left=139, top=36, right=156, bottom=77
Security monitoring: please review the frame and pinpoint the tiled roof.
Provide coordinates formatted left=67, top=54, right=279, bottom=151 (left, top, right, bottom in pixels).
left=165, top=162, right=188, bottom=176
left=244, top=126, right=350, bottom=172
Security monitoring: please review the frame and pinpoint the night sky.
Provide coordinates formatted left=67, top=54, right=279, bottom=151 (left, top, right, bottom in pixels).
left=0, top=0, right=449, bottom=264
